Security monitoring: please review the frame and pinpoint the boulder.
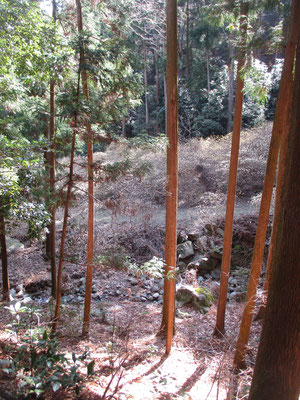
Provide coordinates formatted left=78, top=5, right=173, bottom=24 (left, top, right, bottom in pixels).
left=6, top=237, right=24, bottom=253
left=177, top=231, right=189, bottom=244
left=176, top=285, right=214, bottom=312
left=187, top=255, right=217, bottom=272
left=177, top=241, right=194, bottom=260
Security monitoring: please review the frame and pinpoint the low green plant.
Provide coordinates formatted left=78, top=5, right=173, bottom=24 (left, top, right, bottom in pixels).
left=2, top=293, right=94, bottom=398
left=127, top=256, right=165, bottom=279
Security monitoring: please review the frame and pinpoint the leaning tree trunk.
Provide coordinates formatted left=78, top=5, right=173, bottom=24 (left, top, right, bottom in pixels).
left=214, top=0, right=249, bottom=337
left=233, top=0, right=299, bottom=369
left=0, top=212, right=9, bottom=302
left=248, top=23, right=300, bottom=399
left=160, top=0, right=178, bottom=356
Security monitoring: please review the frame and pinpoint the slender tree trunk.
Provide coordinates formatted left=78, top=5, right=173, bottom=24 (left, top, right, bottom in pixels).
left=155, top=50, right=160, bottom=134
left=52, top=119, right=77, bottom=333
left=160, top=0, right=178, bottom=356
left=248, top=25, right=300, bottom=399
left=0, top=213, right=9, bottom=302
left=76, top=0, right=95, bottom=337
left=143, top=41, right=149, bottom=131
left=49, top=0, right=57, bottom=298
left=227, top=48, right=234, bottom=133
left=121, top=119, right=126, bottom=138
left=163, top=74, right=167, bottom=134
left=186, top=0, right=190, bottom=79
left=206, top=50, right=210, bottom=93
left=43, top=116, right=51, bottom=260
left=213, top=1, right=249, bottom=337
left=234, top=0, right=299, bottom=369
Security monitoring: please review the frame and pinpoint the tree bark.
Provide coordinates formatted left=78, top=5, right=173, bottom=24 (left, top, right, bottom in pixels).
left=143, top=41, right=149, bottom=131
left=206, top=50, right=210, bottom=93
left=52, top=119, right=77, bottom=333
left=0, top=212, right=9, bottom=302
left=248, top=23, right=300, bottom=399
left=186, top=0, right=190, bottom=79
left=160, top=0, right=178, bottom=355
left=214, top=1, right=249, bottom=337
left=226, top=47, right=234, bottom=134
left=76, top=0, right=95, bottom=337
left=233, top=0, right=299, bottom=369
left=155, top=49, right=160, bottom=134
left=49, top=0, right=57, bottom=298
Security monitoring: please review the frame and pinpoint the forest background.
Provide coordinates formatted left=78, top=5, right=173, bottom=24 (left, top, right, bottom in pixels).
left=0, top=0, right=298, bottom=399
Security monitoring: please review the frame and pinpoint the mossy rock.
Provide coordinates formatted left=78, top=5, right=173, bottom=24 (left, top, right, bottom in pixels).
left=176, top=285, right=214, bottom=313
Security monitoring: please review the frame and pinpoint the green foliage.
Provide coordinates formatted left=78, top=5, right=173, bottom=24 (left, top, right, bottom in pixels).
left=0, top=135, right=50, bottom=238
left=2, top=293, right=94, bottom=398
left=127, top=256, right=165, bottom=279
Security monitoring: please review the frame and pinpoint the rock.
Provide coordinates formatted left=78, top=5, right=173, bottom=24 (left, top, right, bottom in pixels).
left=211, top=268, right=221, bottom=280
left=229, top=291, right=246, bottom=302
left=151, top=285, right=159, bottom=293
left=116, top=290, right=121, bottom=296
left=177, top=241, right=194, bottom=260
left=6, top=237, right=24, bottom=253
left=158, top=278, right=164, bottom=288
left=177, top=231, right=188, bottom=244
left=24, top=275, right=51, bottom=294
left=210, top=249, right=223, bottom=260
left=208, top=281, right=220, bottom=299
left=152, top=293, right=160, bottom=300
left=187, top=255, right=217, bottom=272
left=187, top=232, right=200, bottom=241
left=129, top=277, right=138, bottom=286
left=195, top=236, right=209, bottom=251
left=216, top=228, right=225, bottom=237
left=177, top=261, right=186, bottom=273
left=176, top=285, right=214, bottom=312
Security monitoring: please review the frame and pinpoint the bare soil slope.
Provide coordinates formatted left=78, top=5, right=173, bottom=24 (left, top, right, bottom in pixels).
left=0, top=122, right=273, bottom=399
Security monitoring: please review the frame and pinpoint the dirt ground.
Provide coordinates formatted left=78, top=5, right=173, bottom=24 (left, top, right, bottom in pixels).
left=0, top=123, right=273, bottom=399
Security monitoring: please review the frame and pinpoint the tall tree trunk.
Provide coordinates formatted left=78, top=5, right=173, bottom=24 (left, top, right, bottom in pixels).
left=234, top=0, right=299, bottom=369
left=49, top=0, right=57, bottom=298
left=44, top=117, right=51, bottom=260
left=0, top=212, right=9, bottom=302
left=121, top=118, right=126, bottom=138
left=213, top=1, right=249, bottom=337
left=186, top=0, right=190, bottom=79
left=155, top=50, right=160, bottom=134
left=52, top=118, right=77, bottom=333
left=206, top=50, right=210, bottom=93
left=160, top=0, right=178, bottom=356
left=75, top=0, right=95, bottom=337
left=143, top=41, right=149, bottom=131
left=248, top=24, right=300, bottom=399
left=226, top=47, right=234, bottom=133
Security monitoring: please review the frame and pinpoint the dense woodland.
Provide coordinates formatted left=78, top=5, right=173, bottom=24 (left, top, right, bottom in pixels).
left=0, top=0, right=299, bottom=399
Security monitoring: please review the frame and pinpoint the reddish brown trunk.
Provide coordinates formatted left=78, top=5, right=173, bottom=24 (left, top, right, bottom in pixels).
left=214, top=1, right=249, bottom=337
left=248, top=24, right=300, bottom=399
left=52, top=120, right=77, bottom=332
left=49, top=0, right=57, bottom=298
left=0, top=213, right=9, bottom=301
left=76, top=0, right=95, bottom=337
left=234, top=0, right=299, bottom=369
left=160, top=0, right=178, bottom=355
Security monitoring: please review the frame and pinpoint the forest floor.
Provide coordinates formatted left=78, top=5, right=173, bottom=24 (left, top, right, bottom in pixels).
left=0, top=122, right=273, bottom=399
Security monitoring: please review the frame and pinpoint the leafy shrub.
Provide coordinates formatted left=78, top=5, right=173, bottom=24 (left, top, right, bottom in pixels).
left=1, top=293, right=94, bottom=398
